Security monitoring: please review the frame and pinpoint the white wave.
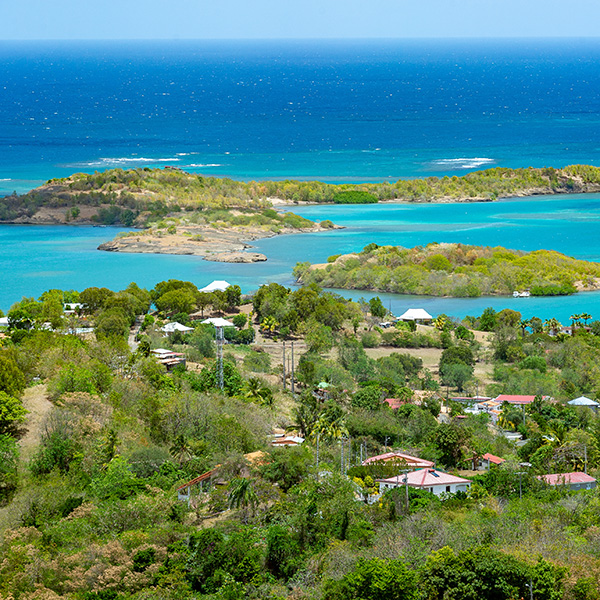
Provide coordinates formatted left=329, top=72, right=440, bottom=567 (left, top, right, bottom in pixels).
left=98, top=157, right=181, bottom=164
left=176, top=152, right=199, bottom=156
left=0, top=178, right=11, bottom=181
left=430, top=157, right=495, bottom=169
left=187, top=163, right=223, bottom=168
left=75, top=156, right=183, bottom=167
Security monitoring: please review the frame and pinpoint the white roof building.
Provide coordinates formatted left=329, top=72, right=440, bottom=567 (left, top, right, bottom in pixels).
left=161, top=322, right=194, bottom=333
left=201, top=317, right=235, bottom=328
left=568, top=396, right=600, bottom=409
left=199, top=280, right=231, bottom=293
left=398, top=308, right=433, bottom=322
left=0, top=316, right=9, bottom=327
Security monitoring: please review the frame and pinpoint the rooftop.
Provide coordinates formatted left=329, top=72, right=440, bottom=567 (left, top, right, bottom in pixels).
left=364, top=451, right=434, bottom=468
left=481, top=452, right=505, bottom=465
left=537, top=472, right=596, bottom=486
left=494, top=394, right=537, bottom=405
left=378, top=468, right=471, bottom=487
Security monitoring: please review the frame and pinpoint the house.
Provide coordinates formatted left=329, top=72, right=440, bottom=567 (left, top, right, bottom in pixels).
left=398, top=308, right=433, bottom=323
left=177, top=468, right=217, bottom=504
left=199, top=280, right=231, bottom=293
left=451, top=396, right=491, bottom=404
left=477, top=453, right=506, bottom=470
left=383, top=398, right=410, bottom=410
left=377, top=468, right=471, bottom=497
left=0, top=316, right=9, bottom=328
left=494, top=394, right=537, bottom=405
left=568, top=396, right=600, bottom=411
left=63, top=303, right=83, bottom=314
left=177, top=451, right=269, bottom=505
left=161, top=321, right=194, bottom=334
left=201, top=317, right=235, bottom=328
left=363, top=451, right=434, bottom=470
left=271, top=434, right=305, bottom=447
left=150, top=348, right=186, bottom=370
left=537, top=472, right=597, bottom=491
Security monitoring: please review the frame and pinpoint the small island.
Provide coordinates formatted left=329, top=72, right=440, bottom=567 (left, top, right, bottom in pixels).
left=293, top=242, right=600, bottom=297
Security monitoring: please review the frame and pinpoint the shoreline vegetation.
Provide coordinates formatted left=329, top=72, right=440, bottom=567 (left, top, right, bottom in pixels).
left=294, top=243, right=600, bottom=298
left=2, top=164, right=600, bottom=259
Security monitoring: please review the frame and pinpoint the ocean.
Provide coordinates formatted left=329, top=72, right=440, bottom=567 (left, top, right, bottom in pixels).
left=2, top=38, right=600, bottom=193
left=3, top=38, right=600, bottom=321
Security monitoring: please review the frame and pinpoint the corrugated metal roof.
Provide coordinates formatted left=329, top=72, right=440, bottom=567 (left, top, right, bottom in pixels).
left=378, top=468, right=470, bottom=487
left=537, top=472, right=596, bottom=486
left=364, top=451, right=434, bottom=468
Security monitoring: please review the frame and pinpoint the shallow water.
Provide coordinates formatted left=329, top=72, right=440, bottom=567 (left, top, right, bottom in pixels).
left=3, top=194, right=600, bottom=323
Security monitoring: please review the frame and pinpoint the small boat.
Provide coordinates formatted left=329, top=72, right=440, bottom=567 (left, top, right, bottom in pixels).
left=513, top=290, right=530, bottom=298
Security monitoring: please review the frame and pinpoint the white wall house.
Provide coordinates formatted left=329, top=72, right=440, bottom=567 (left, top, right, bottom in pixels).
left=377, top=468, right=471, bottom=497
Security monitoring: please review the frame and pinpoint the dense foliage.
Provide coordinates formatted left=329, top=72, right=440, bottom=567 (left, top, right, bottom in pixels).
left=294, top=242, right=600, bottom=297
left=3, top=280, right=600, bottom=599
left=3, top=164, right=600, bottom=224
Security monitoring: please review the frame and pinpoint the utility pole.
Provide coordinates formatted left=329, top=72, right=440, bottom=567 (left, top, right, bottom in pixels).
left=585, top=444, right=588, bottom=474
left=282, top=342, right=286, bottom=390
left=316, top=433, right=320, bottom=481
left=216, top=325, right=224, bottom=390
left=291, top=341, right=295, bottom=395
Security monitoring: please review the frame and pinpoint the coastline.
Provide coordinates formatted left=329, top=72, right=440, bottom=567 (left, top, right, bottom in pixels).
left=96, top=221, right=343, bottom=263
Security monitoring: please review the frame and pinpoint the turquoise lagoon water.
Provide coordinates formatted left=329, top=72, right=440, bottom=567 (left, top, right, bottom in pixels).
left=4, top=39, right=600, bottom=320
left=3, top=193, right=600, bottom=323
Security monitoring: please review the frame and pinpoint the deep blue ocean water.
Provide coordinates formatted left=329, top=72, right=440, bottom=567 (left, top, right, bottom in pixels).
left=3, top=38, right=600, bottom=193
left=3, top=39, right=600, bottom=321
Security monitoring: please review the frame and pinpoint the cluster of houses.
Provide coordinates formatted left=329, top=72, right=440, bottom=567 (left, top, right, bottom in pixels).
left=453, top=393, right=600, bottom=423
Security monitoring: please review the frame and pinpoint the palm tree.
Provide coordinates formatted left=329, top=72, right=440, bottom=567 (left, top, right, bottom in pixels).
left=543, top=318, right=561, bottom=336
left=228, top=477, right=258, bottom=523
left=580, top=313, right=593, bottom=327
left=570, top=313, right=582, bottom=335
left=170, top=434, right=193, bottom=465
left=245, top=377, right=274, bottom=407
left=519, top=318, right=531, bottom=338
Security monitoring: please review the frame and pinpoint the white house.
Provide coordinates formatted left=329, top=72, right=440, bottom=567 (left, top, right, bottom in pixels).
left=377, top=468, right=471, bottom=497
left=201, top=317, right=235, bottom=327
left=161, top=321, right=194, bottom=334
left=199, top=280, right=231, bottom=293
left=398, top=308, right=433, bottom=323
left=568, top=396, right=600, bottom=411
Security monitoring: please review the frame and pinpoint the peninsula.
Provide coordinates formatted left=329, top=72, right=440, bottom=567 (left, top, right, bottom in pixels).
left=0, top=168, right=339, bottom=262
left=3, top=165, right=600, bottom=260
left=293, top=242, right=600, bottom=297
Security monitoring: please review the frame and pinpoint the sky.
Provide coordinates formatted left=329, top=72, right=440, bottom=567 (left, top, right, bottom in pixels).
left=3, top=0, right=600, bottom=40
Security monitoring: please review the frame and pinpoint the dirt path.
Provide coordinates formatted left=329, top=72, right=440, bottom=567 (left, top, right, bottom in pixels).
left=19, top=384, right=53, bottom=460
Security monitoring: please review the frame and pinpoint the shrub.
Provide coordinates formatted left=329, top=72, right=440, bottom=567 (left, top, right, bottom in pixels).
left=243, top=350, right=271, bottom=373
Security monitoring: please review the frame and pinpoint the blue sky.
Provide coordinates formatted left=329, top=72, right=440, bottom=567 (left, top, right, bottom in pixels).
left=3, top=0, right=600, bottom=39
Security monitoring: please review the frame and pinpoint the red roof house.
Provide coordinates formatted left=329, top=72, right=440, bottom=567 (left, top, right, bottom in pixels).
left=477, top=453, right=506, bottom=470
left=537, top=472, right=596, bottom=491
left=494, top=394, right=536, bottom=405
left=377, top=468, right=471, bottom=497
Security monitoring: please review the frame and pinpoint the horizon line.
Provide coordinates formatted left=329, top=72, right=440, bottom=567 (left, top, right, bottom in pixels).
left=3, top=35, right=600, bottom=42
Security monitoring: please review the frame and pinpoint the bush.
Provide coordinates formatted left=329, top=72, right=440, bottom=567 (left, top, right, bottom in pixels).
left=323, top=557, right=418, bottom=600
left=243, top=350, right=271, bottom=373
left=361, top=331, right=380, bottom=348
left=333, top=191, right=378, bottom=204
